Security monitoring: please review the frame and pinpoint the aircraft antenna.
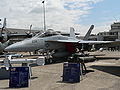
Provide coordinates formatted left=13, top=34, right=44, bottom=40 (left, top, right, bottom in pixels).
left=42, top=1, right=46, bottom=31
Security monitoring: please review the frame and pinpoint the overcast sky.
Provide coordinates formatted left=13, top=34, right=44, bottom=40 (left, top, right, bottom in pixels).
left=0, top=0, right=120, bottom=35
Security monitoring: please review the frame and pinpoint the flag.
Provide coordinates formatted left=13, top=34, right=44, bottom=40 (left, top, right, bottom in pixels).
left=42, top=1, right=44, bottom=3
left=0, top=19, right=1, bottom=25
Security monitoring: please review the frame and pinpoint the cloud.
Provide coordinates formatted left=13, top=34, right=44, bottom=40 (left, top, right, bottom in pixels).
left=0, top=0, right=104, bottom=35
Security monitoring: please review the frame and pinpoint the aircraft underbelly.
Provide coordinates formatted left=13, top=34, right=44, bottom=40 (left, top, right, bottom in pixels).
left=66, top=43, right=76, bottom=53
left=45, top=42, right=76, bottom=58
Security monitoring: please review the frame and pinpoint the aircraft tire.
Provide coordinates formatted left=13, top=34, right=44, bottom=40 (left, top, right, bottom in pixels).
left=49, top=58, right=53, bottom=64
left=45, top=58, right=53, bottom=64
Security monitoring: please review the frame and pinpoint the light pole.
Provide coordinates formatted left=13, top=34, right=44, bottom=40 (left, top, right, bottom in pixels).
left=42, top=1, right=46, bottom=31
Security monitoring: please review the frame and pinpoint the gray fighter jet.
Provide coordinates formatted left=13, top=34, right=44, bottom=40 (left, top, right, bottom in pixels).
left=5, top=25, right=113, bottom=61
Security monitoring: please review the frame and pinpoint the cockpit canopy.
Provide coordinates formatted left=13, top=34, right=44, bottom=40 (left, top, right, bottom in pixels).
left=35, top=30, right=60, bottom=38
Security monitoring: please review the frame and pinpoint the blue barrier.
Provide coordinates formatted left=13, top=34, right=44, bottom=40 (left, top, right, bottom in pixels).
left=63, top=62, right=81, bottom=83
left=9, top=67, right=29, bottom=88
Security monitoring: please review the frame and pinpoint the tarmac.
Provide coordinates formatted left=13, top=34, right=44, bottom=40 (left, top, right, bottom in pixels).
left=0, top=50, right=120, bottom=90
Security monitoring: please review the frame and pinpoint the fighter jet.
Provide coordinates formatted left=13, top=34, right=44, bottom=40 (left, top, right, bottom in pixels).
left=5, top=25, right=113, bottom=62
left=5, top=25, right=92, bottom=51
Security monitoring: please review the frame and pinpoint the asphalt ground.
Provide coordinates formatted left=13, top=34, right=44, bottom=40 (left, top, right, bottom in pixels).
left=0, top=50, right=120, bottom=90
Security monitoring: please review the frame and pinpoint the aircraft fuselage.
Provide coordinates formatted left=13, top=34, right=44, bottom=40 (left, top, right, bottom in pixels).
left=5, top=35, right=72, bottom=52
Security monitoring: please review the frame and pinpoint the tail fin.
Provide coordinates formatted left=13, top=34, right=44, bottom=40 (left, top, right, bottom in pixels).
left=83, top=25, right=94, bottom=40
left=2, top=18, right=7, bottom=29
left=70, top=27, right=75, bottom=38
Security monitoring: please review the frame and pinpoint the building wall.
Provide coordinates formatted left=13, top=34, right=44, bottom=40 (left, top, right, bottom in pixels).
left=97, top=22, right=120, bottom=41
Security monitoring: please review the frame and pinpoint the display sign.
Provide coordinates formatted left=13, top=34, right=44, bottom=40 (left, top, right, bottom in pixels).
left=63, top=62, right=80, bottom=83
left=9, top=67, right=29, bottom=88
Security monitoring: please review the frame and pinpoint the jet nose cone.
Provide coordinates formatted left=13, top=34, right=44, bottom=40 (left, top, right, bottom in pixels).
left=5, top=44, right=19, bottom=52
left=4, top=40, right=31, bottom=52
left=4, top=47, right=9, bottom=51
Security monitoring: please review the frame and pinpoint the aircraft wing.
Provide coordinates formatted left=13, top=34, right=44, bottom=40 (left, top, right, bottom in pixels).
left=47, top=39, right=114, bottom=44
left=78, top=40, right=113, bottom=44
left=47, top=39, right=80, bottom=43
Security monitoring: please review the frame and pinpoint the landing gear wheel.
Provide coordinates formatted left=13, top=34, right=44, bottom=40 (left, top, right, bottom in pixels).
left=45, top=58, right=53, bottom=64
left=45, top=57, right=49, bottom=64
left=49, top=59, right=53, bottom=64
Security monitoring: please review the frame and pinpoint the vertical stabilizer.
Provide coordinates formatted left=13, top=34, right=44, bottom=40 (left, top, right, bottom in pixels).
left=3, top=18, right=7, bottom=29
left=83, top=25, right=94, bottom=40
left=70, top=27, right=75, bottom=38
